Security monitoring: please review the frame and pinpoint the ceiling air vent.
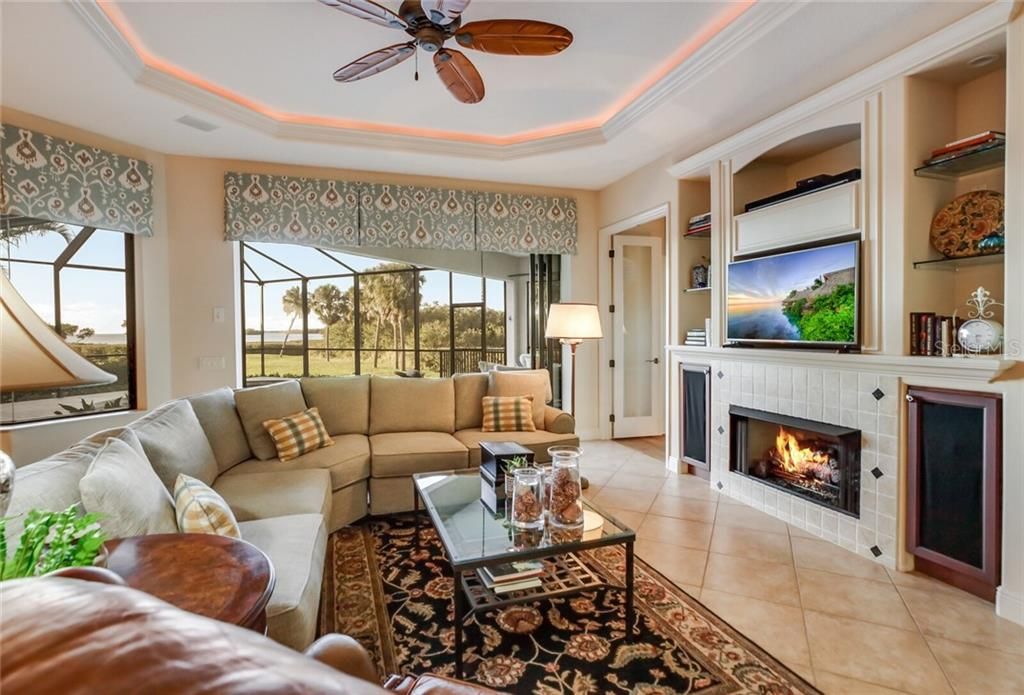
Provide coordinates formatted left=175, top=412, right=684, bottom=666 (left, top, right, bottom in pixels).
left=175, top=115, right=219, bottom=132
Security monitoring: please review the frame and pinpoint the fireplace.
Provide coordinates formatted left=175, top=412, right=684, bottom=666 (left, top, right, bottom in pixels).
left=730, top=406, right=861, bottom=517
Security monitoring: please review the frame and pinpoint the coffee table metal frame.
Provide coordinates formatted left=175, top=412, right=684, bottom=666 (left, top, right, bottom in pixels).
left=412, top=469, right=636, bottom=679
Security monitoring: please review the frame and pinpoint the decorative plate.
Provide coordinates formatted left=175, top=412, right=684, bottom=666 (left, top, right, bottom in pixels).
left=930, top=190, right=1004, bottom=258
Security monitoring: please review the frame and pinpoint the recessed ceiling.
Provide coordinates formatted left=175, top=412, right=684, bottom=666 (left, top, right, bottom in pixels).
left=0, top=1, right=989, bottom=189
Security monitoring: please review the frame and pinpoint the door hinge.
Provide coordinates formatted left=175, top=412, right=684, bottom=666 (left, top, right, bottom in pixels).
left=608, top=249, right=615, bottom=259
left=609, top=304, right=615, bottom=313
left=609, top=413, right=616, bottom=423
left=609, top=359, right=615, bottom=368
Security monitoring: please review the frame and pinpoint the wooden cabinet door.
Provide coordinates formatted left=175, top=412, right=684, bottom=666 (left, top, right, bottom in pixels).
left=906, top=387, right=1001, bottom=601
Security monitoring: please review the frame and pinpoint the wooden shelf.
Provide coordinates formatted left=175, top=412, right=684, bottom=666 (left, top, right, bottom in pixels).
left=684, top=286, right=711, bottom=293
left=683, top=229, right=710, bottom=239
left=914, top=141, right=1005, bottom=180
left=912, top=253, right=1004, bottom=271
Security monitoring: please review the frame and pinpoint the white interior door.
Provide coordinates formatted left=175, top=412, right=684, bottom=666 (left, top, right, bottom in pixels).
left=612, top=234, right=664, bottom=438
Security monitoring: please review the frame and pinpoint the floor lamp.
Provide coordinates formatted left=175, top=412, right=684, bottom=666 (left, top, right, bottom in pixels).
left=1, top=270, right=117, bottom=515
left=544, top=302, right=603, bottom=418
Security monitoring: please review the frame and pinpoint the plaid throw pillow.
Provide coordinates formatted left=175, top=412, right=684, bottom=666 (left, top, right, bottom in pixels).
left=481, top=395, right=536, bottom=433
left=262, top=406, right=334, bottom=462
left=174, top=474, right=240, bottom=538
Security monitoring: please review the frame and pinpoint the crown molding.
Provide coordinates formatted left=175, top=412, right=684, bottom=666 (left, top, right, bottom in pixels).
left=68, top=0, right=792, bottom=161
left=667, top=0, right=1017, bottom=179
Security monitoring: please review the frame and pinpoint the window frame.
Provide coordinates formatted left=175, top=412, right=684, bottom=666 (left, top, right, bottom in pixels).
left=240, top=242, right=507, bottom=382
left=0, top=226, right=137, bottom=426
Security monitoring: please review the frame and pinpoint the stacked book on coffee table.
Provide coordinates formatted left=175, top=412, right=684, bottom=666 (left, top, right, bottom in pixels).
left=476, top=561, right=544, bottom=594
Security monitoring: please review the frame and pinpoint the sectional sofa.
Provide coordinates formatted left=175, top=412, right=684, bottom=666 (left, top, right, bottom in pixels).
left=4, top=371, right=577, bottom=651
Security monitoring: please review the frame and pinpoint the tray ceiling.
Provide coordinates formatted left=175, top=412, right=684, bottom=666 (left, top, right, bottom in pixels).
left=0, top=1, right=986, bottom=188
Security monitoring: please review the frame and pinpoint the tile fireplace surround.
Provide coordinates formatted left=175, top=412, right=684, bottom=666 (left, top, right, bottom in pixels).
left=709, top=360, right=900, bottom=567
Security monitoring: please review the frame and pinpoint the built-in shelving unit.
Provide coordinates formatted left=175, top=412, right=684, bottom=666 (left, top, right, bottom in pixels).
left=679, top=178, right=712, bottom=346
left=904, top=52, right=1007, bottom=354
left=912, top=253, right=1004, bottom=271
left=914, top=140, right=1005, bottom=180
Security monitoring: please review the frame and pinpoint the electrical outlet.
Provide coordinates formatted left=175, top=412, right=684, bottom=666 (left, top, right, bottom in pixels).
left=212, top=307, right=225, bottom=323
left=199, top=356, right=225, bottom=370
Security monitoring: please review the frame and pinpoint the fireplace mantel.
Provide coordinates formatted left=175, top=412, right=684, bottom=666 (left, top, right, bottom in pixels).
left=667, top=346, right=1016, bottom=383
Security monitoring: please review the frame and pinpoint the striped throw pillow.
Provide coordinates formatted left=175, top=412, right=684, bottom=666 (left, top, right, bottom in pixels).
left=481, top=395, right=536, bottom=433
left=174, top=474, right=241, bottom=538
left=262, top=407, right=334, bottom=462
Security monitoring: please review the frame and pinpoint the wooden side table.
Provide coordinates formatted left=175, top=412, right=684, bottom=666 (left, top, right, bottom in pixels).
left=104, top=533, right=275, bottom=633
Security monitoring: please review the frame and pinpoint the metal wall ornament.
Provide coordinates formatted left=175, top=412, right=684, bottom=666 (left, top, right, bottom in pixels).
left=954, top=286, right=1004, bottom=355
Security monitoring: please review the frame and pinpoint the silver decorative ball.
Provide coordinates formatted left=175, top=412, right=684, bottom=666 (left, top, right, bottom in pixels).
left=0, top=450, right=15, bottom=518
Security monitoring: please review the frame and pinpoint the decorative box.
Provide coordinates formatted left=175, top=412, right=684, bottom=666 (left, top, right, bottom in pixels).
left=479, top=441, right=533, bottom=511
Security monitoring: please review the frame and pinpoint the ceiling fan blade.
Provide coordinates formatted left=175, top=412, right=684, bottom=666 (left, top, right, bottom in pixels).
left=433, top=49, right=484, bottom=104
left=318, top=0, right=407, bottom=29
left=420, top=0, right=471, bottom=25
left=334, top=42, right=416, bottom=82
left=454, top=19, right=573, bottom=56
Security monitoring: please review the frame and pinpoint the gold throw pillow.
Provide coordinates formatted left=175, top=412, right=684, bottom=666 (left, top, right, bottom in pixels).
left=481, top=395, right=537, bottom=433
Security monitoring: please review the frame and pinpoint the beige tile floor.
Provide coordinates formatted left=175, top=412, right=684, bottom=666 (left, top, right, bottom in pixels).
left=580, top=437, right=1024, bottom=695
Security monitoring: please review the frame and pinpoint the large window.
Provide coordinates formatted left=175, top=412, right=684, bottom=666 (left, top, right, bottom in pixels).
left=241, top=242, right=506, bottom=381
left=1, top=218, right=136, bottom=425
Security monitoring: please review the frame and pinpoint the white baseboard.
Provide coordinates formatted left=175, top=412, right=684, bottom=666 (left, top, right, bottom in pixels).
left=666, top=455, right=681, bottom=473
left=576, top=428, right=604, bottom=441
left=997, top=586, right=1024, bottom=627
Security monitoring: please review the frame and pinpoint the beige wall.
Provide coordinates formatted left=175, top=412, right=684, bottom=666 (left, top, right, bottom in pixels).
left=1, top=110, right=600, bottom=459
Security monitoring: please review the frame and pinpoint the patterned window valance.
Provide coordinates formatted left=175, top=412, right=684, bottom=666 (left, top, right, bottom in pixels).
left=224, top=171, right=577, bottom=255
left=1, top=124, right=154, bottom=236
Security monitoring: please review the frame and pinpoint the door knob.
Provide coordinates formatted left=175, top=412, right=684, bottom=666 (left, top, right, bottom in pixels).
left=645, top=357, right=660, bottom=364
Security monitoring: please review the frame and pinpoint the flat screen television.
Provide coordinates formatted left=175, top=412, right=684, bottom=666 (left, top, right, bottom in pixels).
left=727, top=240, right=859, bottom=347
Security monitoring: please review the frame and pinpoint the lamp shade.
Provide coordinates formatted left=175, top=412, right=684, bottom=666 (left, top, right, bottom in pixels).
left=1, top=270, right=117, bottom=391
left=545, top=303, right=603, bottom=340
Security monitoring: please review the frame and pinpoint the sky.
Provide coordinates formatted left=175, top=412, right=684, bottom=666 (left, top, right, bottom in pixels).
left=3, top=227, right=128, bottom=334
left=4, top=230, right=508, bottom=336
left=727, top=241, right=857, bottom=306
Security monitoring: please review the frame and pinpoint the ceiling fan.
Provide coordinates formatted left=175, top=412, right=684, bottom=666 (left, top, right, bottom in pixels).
left=317, top=0, right=573, bottom=104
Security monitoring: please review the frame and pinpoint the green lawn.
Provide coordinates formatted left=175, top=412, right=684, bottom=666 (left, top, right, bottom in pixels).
left=246, top=351, right=440, bottom=379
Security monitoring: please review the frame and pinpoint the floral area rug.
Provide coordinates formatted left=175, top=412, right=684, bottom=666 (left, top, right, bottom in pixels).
left=320, top=516, right=819, bottom=694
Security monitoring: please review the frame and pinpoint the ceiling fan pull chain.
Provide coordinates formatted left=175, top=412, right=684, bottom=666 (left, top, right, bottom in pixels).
left=414, top=49, right=419, bottom=81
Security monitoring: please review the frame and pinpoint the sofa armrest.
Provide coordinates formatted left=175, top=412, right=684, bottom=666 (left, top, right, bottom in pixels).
left=385, top=674, right=502, bottom=695
left=543, top=406, right=575, bottom=435
left=304, top=634, right=379, bottom=684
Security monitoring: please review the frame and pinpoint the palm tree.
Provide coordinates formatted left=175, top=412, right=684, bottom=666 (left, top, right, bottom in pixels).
left=310, top=284, right=349, bottom=362
left=1, top=219, right=73, bottom=247
left=279, top=286, right=303, bottom=357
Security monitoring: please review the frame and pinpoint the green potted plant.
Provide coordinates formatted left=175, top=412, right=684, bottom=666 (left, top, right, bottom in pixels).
left=503, top=455, right=531, bottom=497
left=0, top=506, right=107, bottom=580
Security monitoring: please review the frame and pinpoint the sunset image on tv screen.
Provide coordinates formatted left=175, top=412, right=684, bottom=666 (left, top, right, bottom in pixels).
left=727, top=241, right=858, bottom=344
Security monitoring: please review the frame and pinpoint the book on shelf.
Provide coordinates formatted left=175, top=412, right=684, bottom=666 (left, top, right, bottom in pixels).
left=929, top=131, right=1005, bottom=158
left=910, top=312, right=961, bottom=356
left=688, top=212, right=711, bottom=225
left=479, top=561, right=544, bottom=586
left=924, top=137, right=1005, bottom=166
left=685, top=225, right=711, bottom=236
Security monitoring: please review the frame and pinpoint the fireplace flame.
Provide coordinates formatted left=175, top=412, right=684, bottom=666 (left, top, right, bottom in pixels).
left=773, top=426, right=832, bottom=475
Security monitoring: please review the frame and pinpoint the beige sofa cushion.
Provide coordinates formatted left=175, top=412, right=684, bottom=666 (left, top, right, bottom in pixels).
left=219, top=434, right=370, bottom=491
left=238, top=513, right=326, bottom=650
left=187, top=388, right=252, bottom=472
left=488, top=369, right=552, bottom=430
left=368, top=432, right=468, bottom=477
left=368, top=376, right=455, bottom=435
left=213, top=469, right=332, bottom=522
left=453, top=372, right=488, bottom=431
left=234, top=381, right=308, bottom=460
left=131, top=400, right=219, bottom=490
left=301, top=376, right=370, bottom=435
left=454, top=428, right=580, bottom=466
left=79, top=437, right=178, bottom=539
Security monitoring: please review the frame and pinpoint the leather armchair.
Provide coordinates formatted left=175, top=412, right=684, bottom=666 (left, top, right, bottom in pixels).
left=0, top=571, right=499, bottom=695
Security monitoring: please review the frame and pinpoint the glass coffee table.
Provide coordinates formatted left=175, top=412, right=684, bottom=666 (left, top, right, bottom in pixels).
left=413, top=469, right=636, bottom=678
